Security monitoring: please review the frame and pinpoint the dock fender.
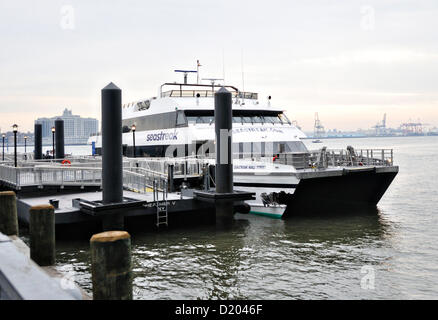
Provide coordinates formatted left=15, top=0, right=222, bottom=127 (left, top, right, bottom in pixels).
left=234, top=202, right=250, bottom=214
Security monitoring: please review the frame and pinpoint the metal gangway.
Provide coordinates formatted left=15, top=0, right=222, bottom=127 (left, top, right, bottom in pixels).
left=0, top=156, right=167, bottom=192
left=0, top=155, right=206, bottom=193
left=126, top=156, right=206, bottom=180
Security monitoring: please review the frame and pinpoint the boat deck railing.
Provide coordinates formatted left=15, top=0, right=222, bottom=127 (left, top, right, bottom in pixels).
left=280, top=147, right=394, bottom=169
left=309, top=147, right=394, bottom=168
left=161, top=90, right=258, bottom=99
left=233, top=147, right=394, bottom=169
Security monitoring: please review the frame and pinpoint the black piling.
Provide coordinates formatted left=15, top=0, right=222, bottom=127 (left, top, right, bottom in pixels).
left=34, top=123, right=42, bottom=160
left=215, top=87, right=233, bottom=193
left=168, top=164, right=174, bottom=192
left=55, top=119, right=65, bottom=159
left=101, top=83, right=123, bottom=230
left=214, top=87, right=234, bottom=227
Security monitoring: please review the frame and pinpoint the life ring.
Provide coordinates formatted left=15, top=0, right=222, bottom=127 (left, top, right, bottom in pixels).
left=272, top=155, right=278, bottom=162
left=61, top=159, right=71, bottom=166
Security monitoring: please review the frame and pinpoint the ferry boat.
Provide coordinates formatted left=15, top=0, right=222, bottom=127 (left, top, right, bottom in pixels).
left=90, top=72, right=398, bottom=218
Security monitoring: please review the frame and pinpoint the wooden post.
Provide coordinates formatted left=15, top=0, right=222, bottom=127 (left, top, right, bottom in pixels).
left=0, top=191, right=19, bottom=236
left=29, top=205, right=55, bottom=266
left=90, top=231, right=132, bottom=300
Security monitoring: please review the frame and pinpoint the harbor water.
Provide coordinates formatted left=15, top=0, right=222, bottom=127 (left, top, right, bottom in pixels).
left=22, top=136, right=438, bottom=299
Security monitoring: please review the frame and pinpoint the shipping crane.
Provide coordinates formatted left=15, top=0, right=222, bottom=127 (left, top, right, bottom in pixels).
left=373, top=113, right=387, bottom=136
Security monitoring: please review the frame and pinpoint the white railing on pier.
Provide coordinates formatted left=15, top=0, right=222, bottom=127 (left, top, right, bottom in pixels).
left=0, top=163, right=166, bottom=193
left=0, top=165, right=102, bottom=189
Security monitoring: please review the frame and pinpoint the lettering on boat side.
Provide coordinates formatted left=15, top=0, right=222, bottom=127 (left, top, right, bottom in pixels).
left=144, top=201, right=176, bottom=208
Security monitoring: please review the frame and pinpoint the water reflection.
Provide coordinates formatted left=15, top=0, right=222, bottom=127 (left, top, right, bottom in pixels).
left=130, top=220, right=250, bottom=300
left=54, top=208, right=396, bottom=299
left=128, top=209, right=394, bottom=299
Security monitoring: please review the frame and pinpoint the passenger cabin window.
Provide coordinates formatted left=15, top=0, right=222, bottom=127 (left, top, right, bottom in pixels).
left=232, top=141, right=308, bottom=157
left=176, top=110, right=187, bottom=127
left=185, top=112, right=291, bottom=125
left=123, top=111, right=182, bottom=131
left=278, top=113, right=291, bottom=125
left=123, top=110, right=295, bottom=132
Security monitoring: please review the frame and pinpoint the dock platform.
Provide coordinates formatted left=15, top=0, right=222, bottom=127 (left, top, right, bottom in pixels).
left=16, top=190, right=216, bottom=234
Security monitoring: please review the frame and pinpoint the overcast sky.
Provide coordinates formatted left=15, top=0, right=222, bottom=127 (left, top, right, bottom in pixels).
left=1, top=0, right=437, bottom=132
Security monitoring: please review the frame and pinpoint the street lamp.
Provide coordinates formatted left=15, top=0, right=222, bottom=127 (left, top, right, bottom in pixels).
left=24, top=135, right=28, bottom=160
left=12, top=124, right=18, bottom=167
left=2, top=133, right=5, bottom=161
left=131, top=124, right=136, bottom=158
left=51, top=126, right=56, bottom=159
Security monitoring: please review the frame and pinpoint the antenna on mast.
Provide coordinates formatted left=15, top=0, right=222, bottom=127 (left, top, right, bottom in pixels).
left=222, top=49, right=226, bottom=84
left=174, top=69, right=197, bottom=84
left=241, top=50, right=245, bottom=104
left=202, top=78, right=224, bottom=93
left=202, top=78, right=224, bottom=86
left=196, top=60, right=202, bottom=84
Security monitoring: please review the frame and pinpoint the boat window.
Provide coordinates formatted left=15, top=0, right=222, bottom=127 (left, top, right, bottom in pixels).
left=233, top=116, right=243, bottom=123
left=184, top=111, right=291, bottom=126
left=279, top=113, right=291, bottom=125
left=285, top=141, right=308, bottom=153
left=122, top=111, right=180, bottom=131
left=279, top=143, right=286, bottom=153
left=186, top=116, right=215, bottom=124
left=265, top=142, right=274, bottom=155
left=264, top=116, right=282, bottom=124
left=176, top=110, right=187, bottom=126
left=232, top=141, right=308, bottom=157
left=253, top=116, right=264, bottom=123
left=237, top=92, right=258, bottom=100
left=187, top=116, right=198, bottom=124
left=205, top=116, right=214, bottom=124
left=238, top=143, right=244, bottom=158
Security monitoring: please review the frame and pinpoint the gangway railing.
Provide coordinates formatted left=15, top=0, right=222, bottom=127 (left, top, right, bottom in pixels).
left=126, top=156, right=206, bottom=178
left=123, top=167, right=167, bottom=193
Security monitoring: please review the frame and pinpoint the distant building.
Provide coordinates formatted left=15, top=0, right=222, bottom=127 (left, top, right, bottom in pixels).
left=35, top=109, right=98, bottom=145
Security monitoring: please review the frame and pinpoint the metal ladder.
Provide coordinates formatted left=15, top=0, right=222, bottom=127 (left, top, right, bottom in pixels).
left=153, top=179, right=168, bottom=228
